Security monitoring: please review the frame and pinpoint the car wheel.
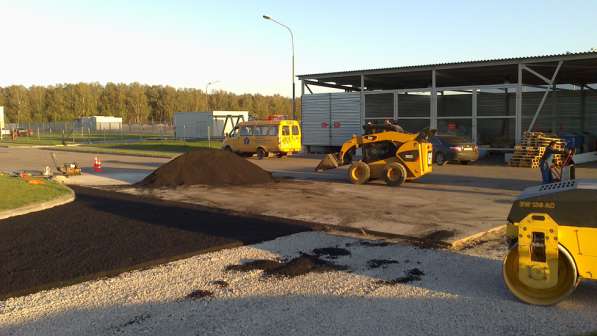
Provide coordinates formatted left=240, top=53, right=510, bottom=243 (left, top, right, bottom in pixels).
left=435, top=152, right=447, bottom=166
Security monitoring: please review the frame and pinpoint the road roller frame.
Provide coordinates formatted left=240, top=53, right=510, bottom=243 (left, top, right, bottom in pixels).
left=315, top=127, right=435, bottom=186
left=503, top=180, right=597, bottom=305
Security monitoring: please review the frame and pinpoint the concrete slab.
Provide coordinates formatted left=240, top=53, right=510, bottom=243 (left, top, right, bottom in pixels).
left=64, top=172, right=149, bottom=186
left=114, top=177, right=515, bottom=243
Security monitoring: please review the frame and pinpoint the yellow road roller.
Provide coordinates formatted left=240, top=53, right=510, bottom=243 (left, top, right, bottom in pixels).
left=315, top=126, right=435, bottom=186
left=503, top=180, right=597, bottom=305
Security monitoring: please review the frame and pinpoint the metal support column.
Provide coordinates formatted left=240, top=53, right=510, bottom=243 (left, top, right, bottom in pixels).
left=393, top=90, right=398, bottom=120
left=360, top=75, right=365, bottom=129
left=431, top=70, right=437, bottom=129
left=551, top=84, right=558, bottom=133
left=580, top=85, right=586, bottom=132
left=472, top=89, right=478, bottom=144
left=300, top=80, right=305, bottom=129
left=515, top=64, right=523, bottom=144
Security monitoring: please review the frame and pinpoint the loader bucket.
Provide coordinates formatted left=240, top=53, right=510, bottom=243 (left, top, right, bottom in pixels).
left=315, top=154, right=340, bottom=171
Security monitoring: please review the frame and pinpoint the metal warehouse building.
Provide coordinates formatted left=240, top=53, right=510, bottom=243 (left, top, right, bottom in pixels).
left=298, top=52, right=597, bottom=152
left=174, top=111, right=248, bottom=139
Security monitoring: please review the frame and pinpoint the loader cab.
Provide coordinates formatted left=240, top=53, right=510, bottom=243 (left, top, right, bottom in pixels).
left=363, top=141, right=398, bottom=163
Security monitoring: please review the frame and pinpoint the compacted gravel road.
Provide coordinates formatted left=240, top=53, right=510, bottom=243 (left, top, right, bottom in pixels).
left=2, top=232, right=596, bottom=336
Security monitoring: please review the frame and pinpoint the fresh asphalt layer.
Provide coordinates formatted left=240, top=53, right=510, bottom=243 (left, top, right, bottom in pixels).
left=0, top=186, right=317, bottom=300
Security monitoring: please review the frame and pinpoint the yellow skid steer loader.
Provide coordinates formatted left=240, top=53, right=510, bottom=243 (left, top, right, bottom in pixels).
left=315, top=126, right=435, bottom=186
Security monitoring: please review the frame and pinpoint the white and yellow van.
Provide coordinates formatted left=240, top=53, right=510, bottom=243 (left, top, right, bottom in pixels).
left=222, top=119, right=301, bottom=159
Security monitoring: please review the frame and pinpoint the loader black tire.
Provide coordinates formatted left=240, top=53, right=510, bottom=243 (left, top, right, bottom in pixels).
left=348, top=161, right=370, bottom=185
left=383, top=162, right=407, bottom=186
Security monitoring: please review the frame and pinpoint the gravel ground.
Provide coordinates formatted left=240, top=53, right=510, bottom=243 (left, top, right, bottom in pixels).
left=1, top=232, right=596, bottom=336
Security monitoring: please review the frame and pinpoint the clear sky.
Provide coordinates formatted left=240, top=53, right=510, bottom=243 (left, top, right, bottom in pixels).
left=1, top=0, right=595, bottom=96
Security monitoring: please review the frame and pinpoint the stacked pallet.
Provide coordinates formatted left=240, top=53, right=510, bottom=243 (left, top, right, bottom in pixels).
left=509, top=132, right=566, bottom=168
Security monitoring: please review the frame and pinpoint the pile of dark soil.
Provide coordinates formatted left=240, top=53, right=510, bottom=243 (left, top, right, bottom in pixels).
left=377, top=268, right=425, bottom=285
left=312, top=247, right=351, bottom=259
left=137, top=148, right=274, bottom=188
left=226, top=254, right=347, bottom=278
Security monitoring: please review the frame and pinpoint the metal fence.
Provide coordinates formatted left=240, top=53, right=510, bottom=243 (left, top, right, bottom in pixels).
left=2, top=121, right=175, bottom=144
left=7, top=121, right=173, bottom=134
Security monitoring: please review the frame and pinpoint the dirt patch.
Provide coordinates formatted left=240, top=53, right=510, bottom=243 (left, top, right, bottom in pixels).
left=186, top=289, right=214, bottom=300
left=377, top=268, right=425, bottom=285
left=0, top=186, right=314, bottom=300
left=345, top=240, right=391, bottom=248
left=312, top=247, right=351, bottom=259
left=210, top=280, right=229, bottom=288
left=108, top=313, right=151, bottom=333
left=226, top=254, right=347, bottom=278
left=137, top=148, right=274, bottom=188
left=367, top=259, right=399, bottom=269
left=411, top=238, right=451, bottom=250
left=420, top=230, right=455, bottom=241
left=225, top=259, right=281, bottom=273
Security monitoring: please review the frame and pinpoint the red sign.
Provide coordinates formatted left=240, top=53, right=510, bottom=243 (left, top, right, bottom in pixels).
left=333, top=121, right=341, bottom=128
left=321, top=122, right=329, bottom=128
left=448, top=122, right=457, bottom=131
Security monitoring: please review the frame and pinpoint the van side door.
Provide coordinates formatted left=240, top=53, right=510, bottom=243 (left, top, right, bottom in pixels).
left=291, top=124, right=301, bottom=151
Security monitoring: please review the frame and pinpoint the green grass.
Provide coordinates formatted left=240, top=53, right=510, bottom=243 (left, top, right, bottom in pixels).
left=50, top=140, right=221, bottom=158
left=0, top=133, right=164, bottom=146
left=0, top=174, right=71, bottom=211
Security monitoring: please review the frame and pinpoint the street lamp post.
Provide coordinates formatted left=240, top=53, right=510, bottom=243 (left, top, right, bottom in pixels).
left=205, top=80, right=219, bottom=111
left=263, top=15, right=295, bottom=120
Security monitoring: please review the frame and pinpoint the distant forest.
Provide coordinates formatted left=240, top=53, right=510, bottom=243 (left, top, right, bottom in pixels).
left=0, top=83, right=299, bottom=124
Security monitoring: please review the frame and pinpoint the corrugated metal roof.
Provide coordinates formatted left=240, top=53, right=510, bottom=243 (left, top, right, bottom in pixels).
left=298, top=51, right=597, bottom=79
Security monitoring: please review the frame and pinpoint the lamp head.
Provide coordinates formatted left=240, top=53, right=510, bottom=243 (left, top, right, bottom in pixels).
left=262, top=15, right=271, bottom=20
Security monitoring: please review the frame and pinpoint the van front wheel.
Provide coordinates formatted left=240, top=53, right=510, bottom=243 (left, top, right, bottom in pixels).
left=257, top=148, right=268, bottom=160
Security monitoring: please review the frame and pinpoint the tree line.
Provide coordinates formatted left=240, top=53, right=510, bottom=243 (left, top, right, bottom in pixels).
left=0, top=83, right=300, bottom=124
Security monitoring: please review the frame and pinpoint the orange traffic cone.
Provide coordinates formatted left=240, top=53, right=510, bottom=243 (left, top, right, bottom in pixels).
left=93, top=156, right=103, bottom=172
